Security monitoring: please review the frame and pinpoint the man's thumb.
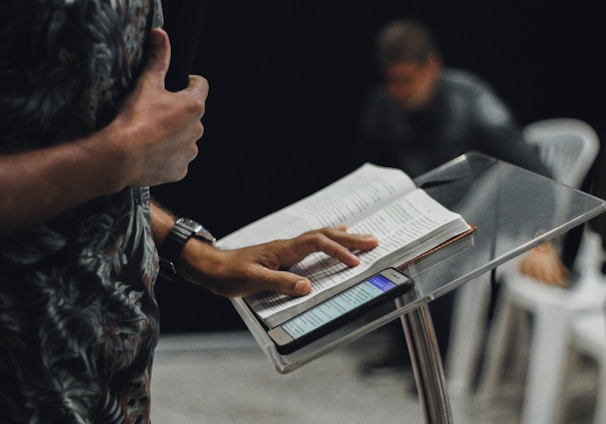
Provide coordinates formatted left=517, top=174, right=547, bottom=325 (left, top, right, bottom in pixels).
left=144, top=28, right=171, bottom=86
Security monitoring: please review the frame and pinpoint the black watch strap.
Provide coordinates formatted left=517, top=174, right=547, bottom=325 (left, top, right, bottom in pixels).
left=158, top=218, right=215, bottom=282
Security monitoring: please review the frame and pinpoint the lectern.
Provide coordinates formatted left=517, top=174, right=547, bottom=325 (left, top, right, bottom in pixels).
left=231, top=152, right=606, bottom=423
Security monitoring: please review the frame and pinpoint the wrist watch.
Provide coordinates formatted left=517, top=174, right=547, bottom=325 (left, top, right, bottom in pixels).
left=158, top=217, right=216, bottom=282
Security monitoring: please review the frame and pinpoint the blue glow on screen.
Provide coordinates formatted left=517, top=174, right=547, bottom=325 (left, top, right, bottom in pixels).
left=281, top=274, right=396, bottom=338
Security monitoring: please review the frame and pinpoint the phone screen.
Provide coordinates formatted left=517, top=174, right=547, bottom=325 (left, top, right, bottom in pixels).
left=282, top=273, right=398, bottom=338
left=268, top=268, right=412, bottom=354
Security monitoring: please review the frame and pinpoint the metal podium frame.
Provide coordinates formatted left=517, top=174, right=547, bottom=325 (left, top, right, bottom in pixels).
left=230, top=152, right=606, bottom=423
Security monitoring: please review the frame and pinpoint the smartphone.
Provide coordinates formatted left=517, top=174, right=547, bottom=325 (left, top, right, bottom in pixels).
left=267, top=268, right=413, bottom=355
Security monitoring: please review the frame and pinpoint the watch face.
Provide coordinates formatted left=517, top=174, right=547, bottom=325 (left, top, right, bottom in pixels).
left=196, top=228, right=216, bottom=245
left=177, top=217, right=203, bottom=232
left=177, top=218, right=215, bottom=245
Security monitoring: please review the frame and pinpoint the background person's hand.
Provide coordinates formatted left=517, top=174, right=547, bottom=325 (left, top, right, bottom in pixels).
left=518, top=242, right=569, bottom=287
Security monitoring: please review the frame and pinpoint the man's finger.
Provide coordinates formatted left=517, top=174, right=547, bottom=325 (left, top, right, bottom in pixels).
left=142, top=28, right=171, bottom=88
left=249, top=267, right=313, bottom=297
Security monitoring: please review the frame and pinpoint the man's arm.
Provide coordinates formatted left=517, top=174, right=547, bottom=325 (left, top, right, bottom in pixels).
left=0, top=134, right=133, bottom=236
left=150, top=201, right=379, bottom=298
left=472, top=88, right=552, bottom=178
left=0, top=28, right=208, bottom=236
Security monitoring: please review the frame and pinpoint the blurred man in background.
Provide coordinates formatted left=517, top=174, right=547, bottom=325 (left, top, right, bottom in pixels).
left=354, top=19, right=566, bottom=372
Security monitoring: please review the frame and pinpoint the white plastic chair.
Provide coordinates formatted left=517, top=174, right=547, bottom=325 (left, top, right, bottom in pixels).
left=565, top=308, right=606, bottom=424
left=446, top=118, right=601, bottom=397
left=476, top=118, right=601, bottom=424
left=524, top=118, right=600, bottom=188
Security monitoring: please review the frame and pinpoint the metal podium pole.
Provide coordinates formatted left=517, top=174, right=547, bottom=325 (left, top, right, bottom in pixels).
left=398, top=300, right=453, bottom=424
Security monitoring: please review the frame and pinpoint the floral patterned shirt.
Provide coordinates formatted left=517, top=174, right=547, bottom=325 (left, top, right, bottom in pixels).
left=0, top=1, right=163, bottom=423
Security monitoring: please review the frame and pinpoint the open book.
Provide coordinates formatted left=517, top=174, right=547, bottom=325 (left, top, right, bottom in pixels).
left=218, top=163, right=473, bottom=329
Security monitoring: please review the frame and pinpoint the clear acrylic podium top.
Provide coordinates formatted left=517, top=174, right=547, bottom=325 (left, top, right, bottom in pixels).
left=230, top=152, right=606, bottom=373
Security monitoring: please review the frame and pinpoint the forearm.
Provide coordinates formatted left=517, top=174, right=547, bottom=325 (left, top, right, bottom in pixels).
left=150, top=201, right=216, bottom=265
left=150, top=201, right=221, bottom=288
left=0, top=131, right=128, bottom=236
left=485, top=128, right=552, bottom=178
left=150, top=201, right=177, bottom=247
left=150, top=204, right=379, bottom=299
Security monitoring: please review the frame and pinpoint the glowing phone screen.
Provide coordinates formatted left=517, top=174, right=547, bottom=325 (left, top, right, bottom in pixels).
left=281, top=274, right=396, bottom=338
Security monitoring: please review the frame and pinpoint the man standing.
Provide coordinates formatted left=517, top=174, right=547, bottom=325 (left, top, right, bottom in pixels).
left=0, top=2, right=377, bottom=422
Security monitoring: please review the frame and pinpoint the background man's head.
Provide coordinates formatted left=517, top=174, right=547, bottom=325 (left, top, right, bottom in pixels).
left=376, top=19, right=442, bottom=111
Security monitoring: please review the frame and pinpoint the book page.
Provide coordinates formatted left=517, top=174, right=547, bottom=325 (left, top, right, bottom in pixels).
left=245, top=188, right=471, bottom=326
left=217, top=163, right=416, bottom=250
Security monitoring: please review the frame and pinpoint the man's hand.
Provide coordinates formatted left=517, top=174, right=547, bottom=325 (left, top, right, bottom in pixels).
left=0, top=28, right=209, bottom=235
left=102, top=27, right=209, bottom=188
left=176, top=226, right=380, bottom=298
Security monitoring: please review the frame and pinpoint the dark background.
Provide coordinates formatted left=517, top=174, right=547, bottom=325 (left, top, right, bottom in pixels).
left=153, top=0, right=605, bottom=333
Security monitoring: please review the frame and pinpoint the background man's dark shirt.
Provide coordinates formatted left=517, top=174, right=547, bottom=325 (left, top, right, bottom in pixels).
left=357, top=68, right=550, bottom=178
